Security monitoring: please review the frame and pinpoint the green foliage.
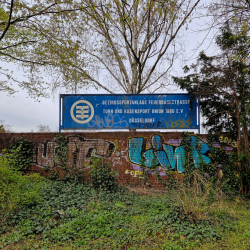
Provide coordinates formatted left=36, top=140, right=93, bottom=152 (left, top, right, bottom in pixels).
left=153, top=136, right=232, bottom=225
left=46, top=134, right=85, bottom=183
left=0, top=124, right=5, bottom=133
left=0, top=156, right=43, bottom=217
left=0, top=180, right=234, bottom=249
left=155, top=133, right=206, bottom=188
left=182, top=133, right=240, bottom=197
left=0, top=0, right=77, bottom=99
left=154, top=133, right=240, bottom=202
left=182, top=133, right=200, bottom=184
left=28, top=0, right=201, bottom=95
left=3, top=137, right=33, bottom=172
left=0, top=120, right=12, bottom=133
left=229, top=151, right=250, bottom=197
left=204, top=135, right=240, bottom=197
left=173, top=25, right=250, bottom=140
left=178, top=29, right=250, bottom=192
left=89, top=156, right=118, bottom=192
left=139, top=156, right=152, bottom=185
left=155, top=169, right=177, bottom=190
left=54, top=134, right=68, bottom=170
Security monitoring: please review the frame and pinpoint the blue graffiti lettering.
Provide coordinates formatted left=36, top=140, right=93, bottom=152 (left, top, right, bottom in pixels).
left=128, top=134, right=213, bottom=173
left=128, top=137, right=145, bottom=166
left=88, top=114, right=128, bottom=128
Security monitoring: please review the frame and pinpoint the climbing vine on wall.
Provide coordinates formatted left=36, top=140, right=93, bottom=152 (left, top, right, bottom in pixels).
left=3, top=137, right=33, bottom=173
left=207, top=134, right=239, bottom=196
left=153, top=133, right=239, bottom=196
left=47, top=134, right=85, bottom=182
left=88, top=155, right=118, bottom=192
left=154, top=133, right=214, bottom=187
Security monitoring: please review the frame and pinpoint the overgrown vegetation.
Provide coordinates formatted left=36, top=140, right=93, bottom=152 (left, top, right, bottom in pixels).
left=0, top=155, right=43, bottom=222
left=42, top=134, right=86, bottom=183
left=173, top=25, right=250, bottom=195
left=89, top=156, right=118, bottom=192
left=3, top=137, right=33, bottom=173
left=0, top=178, right=242, bottom=250
left=1, top=133, right=250, bottom=249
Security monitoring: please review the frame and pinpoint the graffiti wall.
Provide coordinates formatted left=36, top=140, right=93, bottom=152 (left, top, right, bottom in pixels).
left=33, top=135, right=115, bottom=168
left=0, top=132, right=235, bottom=187
left=125, top=134, right=234, bottom=181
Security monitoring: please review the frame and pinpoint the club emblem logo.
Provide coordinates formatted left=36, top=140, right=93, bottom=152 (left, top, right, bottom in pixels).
left=70, top=100, right=94, bottom=124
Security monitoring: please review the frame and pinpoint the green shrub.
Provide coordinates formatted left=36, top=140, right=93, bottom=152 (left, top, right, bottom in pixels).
left=0, top=156, right=43, bottom=216
left=3, top=137, right=33, bottom=172
left=89, top=156, right=118, bottom=192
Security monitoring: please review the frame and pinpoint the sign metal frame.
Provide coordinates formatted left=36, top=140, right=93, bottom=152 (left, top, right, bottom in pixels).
left=59, top=93, right=200, bottom=132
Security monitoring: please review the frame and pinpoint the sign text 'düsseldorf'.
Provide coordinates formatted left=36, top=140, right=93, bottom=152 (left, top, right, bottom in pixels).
left=61, top=94, right=197, bottom=130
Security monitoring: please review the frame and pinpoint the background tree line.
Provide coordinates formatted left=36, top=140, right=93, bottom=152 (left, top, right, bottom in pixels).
left=174, top=0, right=250, bottom=194
left=1, top=0, right=201, bottom=95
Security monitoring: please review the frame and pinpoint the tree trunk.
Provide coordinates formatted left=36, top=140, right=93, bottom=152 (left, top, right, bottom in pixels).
left=236, top=109, right=241, bottom=156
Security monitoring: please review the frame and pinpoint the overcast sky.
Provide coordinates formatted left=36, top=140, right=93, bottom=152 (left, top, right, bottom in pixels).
left=0, top=2, right=218, bottom=133
left=0, top=88, right=59, bottom=132
left=0, top=83, right=106, bottom=132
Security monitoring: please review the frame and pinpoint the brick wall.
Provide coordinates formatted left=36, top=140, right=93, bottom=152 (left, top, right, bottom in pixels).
left=0, top=132, right=235, bottom=187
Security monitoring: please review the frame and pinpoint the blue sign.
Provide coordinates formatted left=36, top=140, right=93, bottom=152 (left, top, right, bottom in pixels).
left=60, top=94, right=198, bottom=130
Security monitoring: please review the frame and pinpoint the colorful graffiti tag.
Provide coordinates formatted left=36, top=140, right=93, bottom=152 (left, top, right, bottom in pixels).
left=127, top=134, right=220, bottom=173
left=33, top=135, right=115, bottom=168
left=219, top=135, right=237, bottom=147
left=0, top=132, right=237, bottom=185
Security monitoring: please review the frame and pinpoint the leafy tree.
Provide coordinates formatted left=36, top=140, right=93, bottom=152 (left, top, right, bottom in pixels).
left=1, top=0, right=202, bottom=95
left=173, top=25, right=250, bottom=157
left=0, top=119, right=12, bottom=132
left=31, top=0, right=201, bottom=94
left=192, top=1, right=250, bottom=62
left=173, top=25, right=250, bottom=194
left=37, top=124, right=51, bottom=132
left=0, top=125, right=4, bottom=133
left=208, top=0, right=250, bottom=36
left=211, top=0, right=250, bottom=25
left=0, top=0, right=83, bottom=98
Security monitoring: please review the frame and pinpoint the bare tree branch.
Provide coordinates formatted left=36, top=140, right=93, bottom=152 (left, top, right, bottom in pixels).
left=0, top=0, right=14, bottom=41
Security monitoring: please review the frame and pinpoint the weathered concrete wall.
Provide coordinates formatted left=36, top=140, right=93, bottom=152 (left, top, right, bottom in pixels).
left=0, top=132, right=235, bottom=187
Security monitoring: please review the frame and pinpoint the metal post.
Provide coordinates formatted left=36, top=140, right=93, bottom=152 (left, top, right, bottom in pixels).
left=198, top=96, right=200, bottom=134
left=59, top=94, right=61, bottom=133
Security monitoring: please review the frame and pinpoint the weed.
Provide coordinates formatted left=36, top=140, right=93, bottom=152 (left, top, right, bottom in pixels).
left=88, top=155, right=118, bottom=192
left=0, top=155, right=43, bottom=226
left=173, top=171, right=227, bottom=222
left=0, top=179, right=236, bottom=249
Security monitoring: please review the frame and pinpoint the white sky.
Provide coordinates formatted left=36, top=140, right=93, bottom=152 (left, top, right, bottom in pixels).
left=0, top=1, right=218, bottom=133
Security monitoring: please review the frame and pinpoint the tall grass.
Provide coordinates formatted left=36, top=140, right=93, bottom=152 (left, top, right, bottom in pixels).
left=172, top=171, right=235, bottom=222
left=0, top=156, right=44, bottom=219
